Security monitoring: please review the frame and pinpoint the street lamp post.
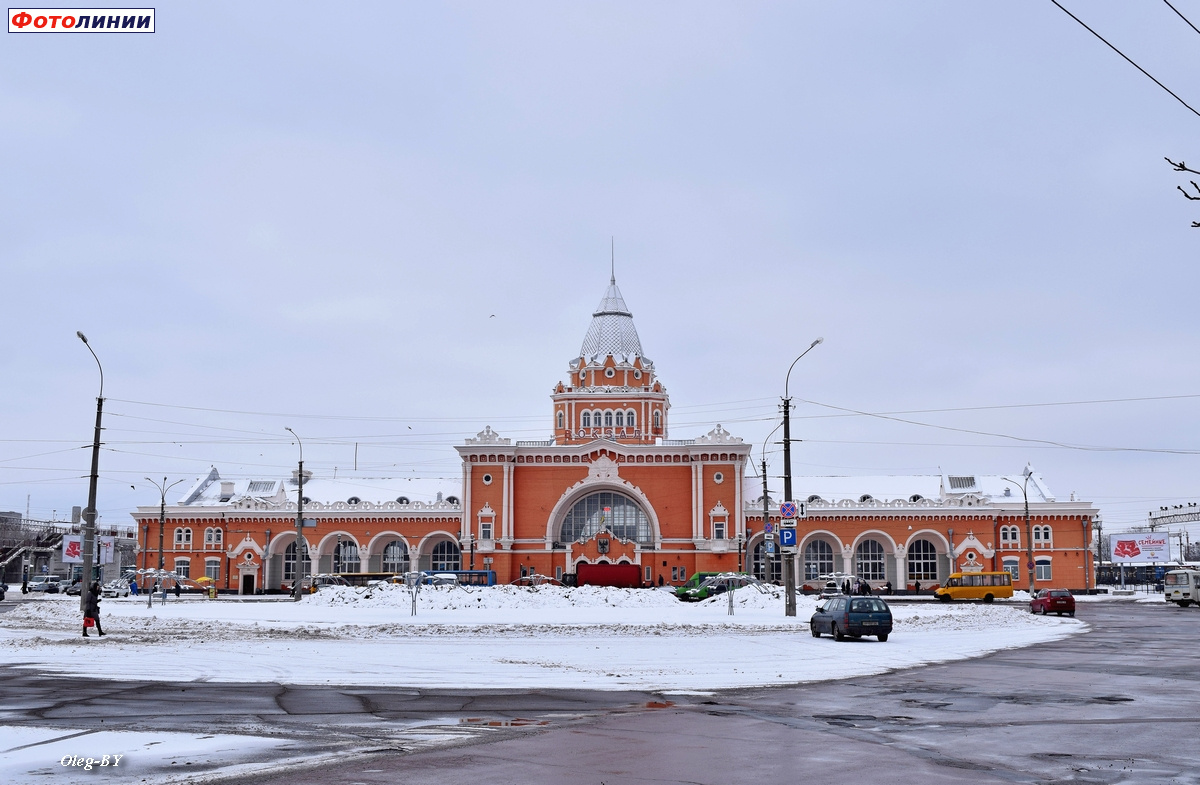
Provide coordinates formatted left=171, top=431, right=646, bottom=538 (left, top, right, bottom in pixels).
left=758, top=423, right=782, bottom=587
left=781, top=337, right=823, bottom=618
left=76, top=331, right=104, bottom=611
left=286, top=428, right=307, bottom=602
left=144, top=476, right=185, bottom=607
left=1002, top=465, right=1036, bottom=597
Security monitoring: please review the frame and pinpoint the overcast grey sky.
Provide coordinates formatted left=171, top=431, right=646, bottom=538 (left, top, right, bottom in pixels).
left=3, top=1, right=1200, bottom=540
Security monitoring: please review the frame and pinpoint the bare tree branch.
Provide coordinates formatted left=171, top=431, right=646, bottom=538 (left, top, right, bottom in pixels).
left=1178, top=182, right=1200, bottom=200
left=1166, top=156, right=1200, bottom=175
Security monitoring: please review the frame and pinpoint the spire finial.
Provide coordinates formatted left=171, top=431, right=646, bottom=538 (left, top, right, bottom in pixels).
left=610, top=236, right=615, bottom=284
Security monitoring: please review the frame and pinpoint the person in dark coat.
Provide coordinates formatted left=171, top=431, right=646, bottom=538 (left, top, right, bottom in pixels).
left=83, top=582, right=105, bottom=637
left=913, top=579, right=921, bottom=594
left=173, top=581, right=181, bottom=599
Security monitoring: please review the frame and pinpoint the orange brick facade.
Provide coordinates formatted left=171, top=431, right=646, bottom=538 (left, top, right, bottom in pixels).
left=131, top=277, right=1097, bottom=592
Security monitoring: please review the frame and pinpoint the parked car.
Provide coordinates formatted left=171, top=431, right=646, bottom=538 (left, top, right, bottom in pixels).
left=1029, top=588, right=1075, bottom=617
left=102, top=580, right=131, bottom=598
left=29, top=577, right=62, bottom=594
left=819, top=581, right=842, bottom=599
left=810, top=596, right=893, bottom=641
left=64, top=580, right=83, bottom=596
left=674, top=572, right=720, bottom=600
left=678, top=573, right=755, bottom=601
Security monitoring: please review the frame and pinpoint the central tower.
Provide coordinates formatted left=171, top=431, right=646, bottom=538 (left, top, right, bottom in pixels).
left=551, top=275, right=669, bottom=445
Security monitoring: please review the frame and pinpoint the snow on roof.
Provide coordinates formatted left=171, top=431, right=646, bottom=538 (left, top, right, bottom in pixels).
left=743, top=468, right=1059, bottom=507
left=579, top=276, right=647, bottom=363
left=177, top=468, right=460, bottom=508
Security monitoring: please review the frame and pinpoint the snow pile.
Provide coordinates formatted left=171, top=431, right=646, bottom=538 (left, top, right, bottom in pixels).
left=0, top=588, right=1084, bottom=692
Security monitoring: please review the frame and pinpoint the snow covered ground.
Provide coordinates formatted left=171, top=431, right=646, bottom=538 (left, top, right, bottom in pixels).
left=0, top=584, right=1086, bottom=692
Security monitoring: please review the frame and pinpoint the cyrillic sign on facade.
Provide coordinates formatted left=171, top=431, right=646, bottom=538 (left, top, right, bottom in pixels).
left=8, top=8, right=154, bottom=32
left=1110, top=532, right=1171, bottom=563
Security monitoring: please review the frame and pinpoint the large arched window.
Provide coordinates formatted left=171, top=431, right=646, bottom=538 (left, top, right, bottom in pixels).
left=804, top=540, right=834, bottom=580
left=431, top=540, right=461, bottom=571
left=855, top=539, right=886, bottom=581
left=333, top=541, right=360, bottom=573
left=615, top=410, right=625, bottom=427
left=283, top=540, right=311, bottom=582
left=382, top=540, right=409, bottom=574
left=626, top=410, right=636, bottom=428
left=907, top=538, right=938, bottom=581
left=604, top=410, right=613, bottom=427
left=582, top=411, right=592, bottom=428
left=560, top=491, right=652, bottom=544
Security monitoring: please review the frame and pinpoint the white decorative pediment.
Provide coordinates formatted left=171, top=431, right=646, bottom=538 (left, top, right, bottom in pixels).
left=709, top=500, right=729, bottom=516
left=227, top=535, right=263, bottom=559
left=695, top=424, right=743, bottom=445
left=465, top=425, right=511, bottom=445
left=953, top=532, right=994, bottom=561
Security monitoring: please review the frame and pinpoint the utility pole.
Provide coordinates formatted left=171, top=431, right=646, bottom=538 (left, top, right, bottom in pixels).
left=781, top=338, right=822, bottom=618
left=761, top=458, right=769, bottom=583
left=76, top=332, right=103, bottom=611
left=286, top=428, right=307, bottom=602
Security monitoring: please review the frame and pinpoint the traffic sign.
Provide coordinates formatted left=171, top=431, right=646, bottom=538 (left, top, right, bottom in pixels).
left=779, top=527, right=797, bottom=547
left=780, top=501, right=798, bottom=519
left=766, top=542, right=776, bottom=553
left=764, top=532, right=775, bottom=542
left=764, top=522, right=774, bottom=534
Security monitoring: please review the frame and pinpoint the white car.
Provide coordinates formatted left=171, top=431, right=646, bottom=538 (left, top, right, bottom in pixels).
left=101, top=580, right=130, bottom=598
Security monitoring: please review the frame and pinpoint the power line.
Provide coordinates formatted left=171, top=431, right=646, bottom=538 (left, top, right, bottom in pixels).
left=1050, top=0, right=1200, bottom=120
left=1162, top=0, right=1200, bottom=38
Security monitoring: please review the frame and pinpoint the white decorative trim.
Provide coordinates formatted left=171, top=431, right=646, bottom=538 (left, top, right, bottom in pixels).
left=465, top=425, right=511, bottom=445
left=695, top=424, right=743, bottom=445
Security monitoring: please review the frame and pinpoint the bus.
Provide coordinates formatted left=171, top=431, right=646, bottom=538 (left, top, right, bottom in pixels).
left=420, top=570, right=497, bottom=586
left=934, top=571, right=1014, bottom=603
left=1163, top=569, right=1200, bottom=607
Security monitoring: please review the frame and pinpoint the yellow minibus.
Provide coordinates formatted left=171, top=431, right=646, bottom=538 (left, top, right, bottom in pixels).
left=934, top=571, right=1014, bottom=603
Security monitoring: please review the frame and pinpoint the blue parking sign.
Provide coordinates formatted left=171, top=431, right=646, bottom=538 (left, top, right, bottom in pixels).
left=779, top=527, right=797, bottom=547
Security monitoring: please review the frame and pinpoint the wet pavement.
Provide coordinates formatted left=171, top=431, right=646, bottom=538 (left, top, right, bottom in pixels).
left=2, top=600, right=1198, bottom=784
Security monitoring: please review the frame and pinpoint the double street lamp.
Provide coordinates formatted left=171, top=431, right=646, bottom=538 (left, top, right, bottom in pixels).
left=1002, top=465, right=1037, bottom=597
left=781, top=337, right=824, bottom=617
left=144, top=476, right=186, bottom=608
left=285, top=427, right=307, bottom=602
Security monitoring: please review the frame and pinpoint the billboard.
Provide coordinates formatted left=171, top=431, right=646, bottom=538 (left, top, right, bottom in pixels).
left=61, top=534, right=117, bottom=564
left=1109, top=533, right=1171, bottom=563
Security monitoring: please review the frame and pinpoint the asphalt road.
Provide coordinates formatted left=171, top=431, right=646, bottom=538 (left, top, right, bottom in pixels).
left=2, top=601, right=1198, bottom=784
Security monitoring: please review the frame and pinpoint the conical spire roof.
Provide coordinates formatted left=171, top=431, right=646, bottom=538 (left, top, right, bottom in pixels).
left=580, top=275, right=645, bottom=361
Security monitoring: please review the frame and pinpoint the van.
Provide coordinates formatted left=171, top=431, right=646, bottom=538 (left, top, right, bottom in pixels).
left=1164, top=569, right=1200, bottom=607
left=934, top=571, right=1014, bottom=603
left=674, top=572, right=720, bottom=599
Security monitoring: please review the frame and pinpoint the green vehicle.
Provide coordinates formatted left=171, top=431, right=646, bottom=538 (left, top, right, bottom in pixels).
left=675, top=572, right=754, bottom=601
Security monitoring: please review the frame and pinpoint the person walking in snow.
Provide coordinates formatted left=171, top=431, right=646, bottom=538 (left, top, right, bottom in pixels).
left=83, top=581, right=105, bottom=637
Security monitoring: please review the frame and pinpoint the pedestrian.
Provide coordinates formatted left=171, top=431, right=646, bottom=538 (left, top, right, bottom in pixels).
left=884, top=580, right=893, bottom=595
left=913, top=579, right=921, bottom=595
left=83, top=581, right=105, bottom=637
left=862, top=581, right=872, bottom=596
left=842, top=578, right=851, bottom=595
left=658, top=574, right=664, bottom=587
left=173, top=581, right=181, bottom=599
left=129, top=578, right=139, bottom=596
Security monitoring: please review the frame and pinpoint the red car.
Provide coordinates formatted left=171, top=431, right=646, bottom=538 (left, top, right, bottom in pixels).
left=1030, top=589, right=1075, bottom=617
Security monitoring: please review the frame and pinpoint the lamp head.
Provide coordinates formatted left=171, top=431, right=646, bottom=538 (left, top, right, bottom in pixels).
left=76, top=331, right=88, bottom=344
left=811, top=337, right=824, bottom=348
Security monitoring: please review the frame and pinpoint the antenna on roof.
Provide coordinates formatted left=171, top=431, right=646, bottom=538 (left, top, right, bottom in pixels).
left=610, top=236, right=615, bottom=284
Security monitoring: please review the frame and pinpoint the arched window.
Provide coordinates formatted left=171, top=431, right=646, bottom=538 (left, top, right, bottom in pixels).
left=204, top=527, right=215, bottom=546
left=212, top=528, right=222, bottom=546
left=582, top=412, right=592, bottom=428
left=382, top=540, right=409, bottom=573
left=333, top=541, right=360, bottom=573
left=174, top=527, right=191, bottom=547
left=626, top=410, right=636, bottom=428
left=804, top=540, right=834, bottom=580
left=855, top=539, right=886, bottom=581
left=556, top=411, right=564, bottom=429
left=604, top=410, right=613, bottom=427
left=907, top=538, right=938, bottom=581
left=615, top=410, right=625, bottom=427
left=653, top=411, right=661, bottom=430
left=1035, top=558, right=1052, bottom=581
left=283, top=540, right=311, bottom=582
left=560, top=490, right=652, bottom=544
left=431, top=540, right=461, bottom=571
left=204, top=558, right=220, bottom=581
left=753, top=541, right=781, bottom=582
left=173, top=558, right=190, bottom=578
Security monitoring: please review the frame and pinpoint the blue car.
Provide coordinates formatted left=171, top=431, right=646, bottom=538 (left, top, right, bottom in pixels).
left=810, top=596, right=893, bottom=642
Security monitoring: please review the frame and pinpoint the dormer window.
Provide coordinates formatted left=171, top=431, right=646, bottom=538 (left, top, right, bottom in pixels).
left=860, top=494, right=874, bottom=503
left=347, top=496, right=361, bottom=505
left=910, top=494, right=923, bottom=502
left=396, top=496, right=410, bottom=504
